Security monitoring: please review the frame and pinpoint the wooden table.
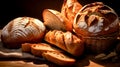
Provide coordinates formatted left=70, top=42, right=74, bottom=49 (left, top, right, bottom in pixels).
left=0, top=54, right=120, bottom=67
left=0, top=29, right=120, bottom=67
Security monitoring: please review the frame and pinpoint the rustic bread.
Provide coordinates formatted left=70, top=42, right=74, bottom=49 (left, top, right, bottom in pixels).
left=31, top=43, right=61, bottom=57
left=22, top=43, right=76, bottom=66
left=61, top=0, right=82, bottom=31
left=43, top=9, right=66, bottom=31
left=73, top=2, right=119, bottom=53
left=1, top=17, right=46, bottom=48
left=44, top=30, right=84, bottom=56
left=42, top=51, right=76, bottom=66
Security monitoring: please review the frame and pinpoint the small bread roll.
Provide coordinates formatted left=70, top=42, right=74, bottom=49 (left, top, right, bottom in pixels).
left=1, top=17, right=46, bottom=48
left=42, top=51, right=76, bottom=66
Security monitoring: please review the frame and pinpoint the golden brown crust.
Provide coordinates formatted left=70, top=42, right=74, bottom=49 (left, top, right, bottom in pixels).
left=42, top=51, right=76, bottom=66
left=21, top=43, right=33, bottom=52
left=31, top=43, right=60, bottom=57
left=73, top=2, right=119, bottom=53
left=61, top=0, right=82, bottom=31
left=30, top=43, right=76, bottom=66
left=45, top=30, right=84, bottom=56
left=70, top=35, right=84, bottom=56
left=55, top=31, right=66, bottom=50
left=73, top=2, right=119, bottom=37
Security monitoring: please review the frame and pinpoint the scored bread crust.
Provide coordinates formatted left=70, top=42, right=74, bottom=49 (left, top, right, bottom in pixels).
left=61, top=0, right=83, bottom=31
left=1, top=17, right=46, bottom=48
left=73, top=2, right=119, bottom=53
left=45, top=30, right=84, bottom=57
left=42, top=51, right=76, bottom=66
left=73, top=2, right=119, bottom=37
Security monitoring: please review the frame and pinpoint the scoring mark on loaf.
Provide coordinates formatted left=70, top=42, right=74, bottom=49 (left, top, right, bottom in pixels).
left=7, top=21, right=14, bottom=33
left=1, top=17, right=46, bottom=48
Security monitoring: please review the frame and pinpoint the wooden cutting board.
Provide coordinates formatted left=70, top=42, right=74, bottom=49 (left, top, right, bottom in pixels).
left=0, top=29, right=120, bottom=67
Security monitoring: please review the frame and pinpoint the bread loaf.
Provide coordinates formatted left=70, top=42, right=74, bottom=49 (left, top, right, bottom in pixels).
left=44, top=30, right=84, bottom=56
left=43, top=9, right=66, bottom=31
left=61, top=0, right=82, bottom=31
left=1, top=17, right=46, bottom=48
left=73, top=2, right=119, bottom=53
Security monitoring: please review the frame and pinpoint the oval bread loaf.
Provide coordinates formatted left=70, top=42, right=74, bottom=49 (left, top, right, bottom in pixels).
left=1, top=17, right=46, bottom=48
left=45, top=30, right=84, bottom=57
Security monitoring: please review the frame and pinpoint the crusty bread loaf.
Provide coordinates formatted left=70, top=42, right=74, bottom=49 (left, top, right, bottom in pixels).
left=73, top=2, right=119, bottom=37
left=1, top=17, right=46, bottom=48
left=61, top=0, right=82, bottom=31
left=31, top=43, right=61, bottom=57
left=43, top=9, right=66, bottom=31
left=44, top=30, right=84, bottom=56
left=73, top=2, right=119, bottom=53
left=42, top=51, right=76, bottom=66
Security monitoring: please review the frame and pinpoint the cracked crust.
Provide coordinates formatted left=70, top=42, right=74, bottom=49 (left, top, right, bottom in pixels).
left=44, top=30, right=84, bottom=56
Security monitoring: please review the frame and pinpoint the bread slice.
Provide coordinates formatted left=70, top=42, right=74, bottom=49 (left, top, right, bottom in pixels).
left=42, top=51, right=76, bottom=66
left=43, top=9, right=66, bottom=31
left=31, top=43, right=61, bottom=57
left=22, top=43, right=33, bottom=52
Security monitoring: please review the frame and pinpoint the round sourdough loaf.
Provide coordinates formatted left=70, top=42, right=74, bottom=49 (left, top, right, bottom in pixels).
left=73, top=2, right=119, bottom=53
left=1, top=17, right=46, bottom=48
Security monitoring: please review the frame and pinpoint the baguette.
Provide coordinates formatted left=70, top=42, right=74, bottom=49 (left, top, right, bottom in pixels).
left=42, top=51, right=76, bottom=66
left=44, top=30, right=84, bottom=56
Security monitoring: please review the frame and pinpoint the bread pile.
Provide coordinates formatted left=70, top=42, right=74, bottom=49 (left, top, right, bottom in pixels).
left=22, top=43, right=76, bottom=66
left=1, top=0, right=120, bottom=66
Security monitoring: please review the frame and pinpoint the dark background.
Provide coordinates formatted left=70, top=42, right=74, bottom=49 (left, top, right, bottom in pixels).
left=0, top=0, right=120, bottom=29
